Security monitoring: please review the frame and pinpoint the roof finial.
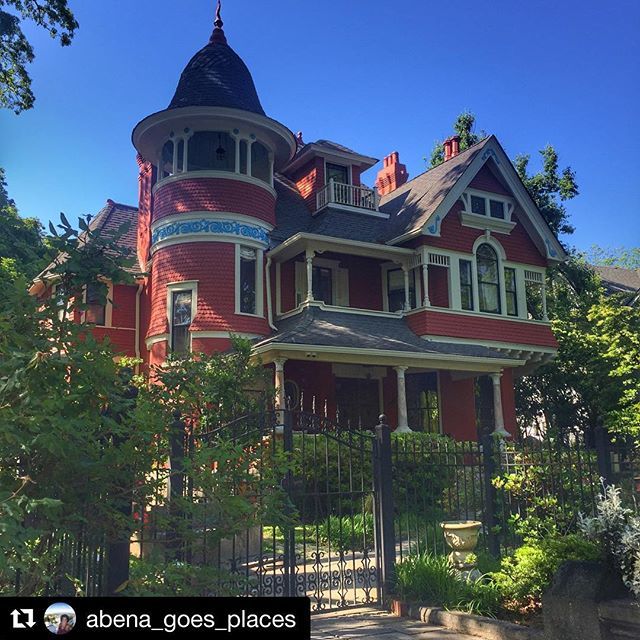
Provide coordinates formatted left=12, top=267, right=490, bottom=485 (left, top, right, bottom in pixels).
left=210, top=0, right=227, bottom=44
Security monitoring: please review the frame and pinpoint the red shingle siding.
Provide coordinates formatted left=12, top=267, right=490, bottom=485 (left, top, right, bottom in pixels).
left=137, top=159, right=154, bottom=268
left=148, top=243, right=270, bottom=341
left=111, top=284, right=137, bottom=328
left=342, top=255, right=383, bottom=310
left=152, top=178, right=276, bottom=225
left=406, top=309, right=557, bottom=347
left=92, top=327, right=136, bottom=357
left=290, top=157, right=325, bottom=211
left=468, top=163, right=511, bottom=196
left=191, top=337, right=233, bottom=354
left=279, top=260, right=296, bottom=313
left=412, top=202, right=547, bottom=267
left=428, top=265, right=450, bottom=308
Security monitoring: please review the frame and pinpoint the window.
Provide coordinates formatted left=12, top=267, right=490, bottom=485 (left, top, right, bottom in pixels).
left=476, top=243, right=501, bottom=313
left=490, top=199, right=505, bottom=219
left=459, top=259, right=474, bottom=310
left=239, top=140, right=248, bottom=174
left=505, top=267, right=518, bottom=316
left=239, top=247, right=258, bottom=314
left=85, top=282, right=106, bottom=326
left=471, top=195, right=486, bottom=215
left=171, top=290, right=193, bottom=354
left=387, top=268, right=416, bottom=312
left=326, top=163, right=349, bottom=185
left=312, top=266, right=333, bottom=305
left=176, top=139, right=185, bottom=173
left=251, top=141, right=271, bottom=183
left=161, top=140, right=174, bottom=178
left=187, top=131, right=236, bottom=172
left=407, top=373, right=440, bottom=434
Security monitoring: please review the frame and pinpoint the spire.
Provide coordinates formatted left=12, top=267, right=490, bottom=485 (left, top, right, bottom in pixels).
left=210, top=0, right=227, bottom=44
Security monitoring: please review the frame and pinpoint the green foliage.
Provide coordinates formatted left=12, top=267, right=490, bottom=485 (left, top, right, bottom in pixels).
left=395, top=553, right=502, bottom=618
left=516, top=256, right=640, bottom=439
left=0, top=168, right=54, bottom=279
left=316, top=513, right=375, bottom=552
left=0, top=0, right=78, bottom=113
left=515, top=145, right=577, bottom=237
left=490, top=534, right=602, bottom=611
left=585, top=245, right=640, bottom=270
left=429, top=111, right=486, bottom=167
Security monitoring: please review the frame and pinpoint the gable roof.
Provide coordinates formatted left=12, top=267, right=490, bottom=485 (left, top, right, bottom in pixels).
left=592, top=265, right=640, bottom=295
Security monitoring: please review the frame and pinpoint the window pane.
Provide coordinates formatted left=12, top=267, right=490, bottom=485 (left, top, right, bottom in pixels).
left=387, top=268, right=415, bottom=311
left=251, top=141, right=271, bottom=183
left=326, top=163, right=349, bottom=185
left=188, top=131, right=236, bottom=172
left=407, top=372, right=440, bottom=434
left=239, top=140, right=248, bottom=174
left=525, top=281, right=543, bottom=320
left=505, top=267, right=517, bottom=316
left=312, top=266, right=332, bottom=304
left=86, top=283, right=106, bottom=325
left=490, top=200, right=505, bottom=219
left=171, top=290, right=192, bottom=354
left=459, top=260, right=473, bottom=310
left=471, top=195, right=486, bottom=215
left=240, top=247, right=257, bottom=314
left=477, top=244, right=500, bottom=313
left=161, top=140, right=174, bottom=178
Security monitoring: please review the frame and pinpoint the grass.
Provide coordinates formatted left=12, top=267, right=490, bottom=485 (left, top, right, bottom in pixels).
left=395, top=552, right=503, bottom=618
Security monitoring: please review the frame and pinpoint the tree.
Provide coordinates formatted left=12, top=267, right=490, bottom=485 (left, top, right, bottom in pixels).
left=429, top=112, right=578, bottom=238
left=584, top=245, right=640, bottom=270
left=0, top=168, right=54, bottom=279
left=0, top=0, right=78, bottom=113
left=429, top=111, right=485, bottom=167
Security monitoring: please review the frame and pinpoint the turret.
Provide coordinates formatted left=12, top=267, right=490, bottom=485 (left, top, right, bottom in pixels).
left=132, top=2, right=296, bottom=363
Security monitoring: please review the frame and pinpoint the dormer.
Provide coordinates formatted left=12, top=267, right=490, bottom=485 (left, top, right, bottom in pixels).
left=282, top=138, right=381, bottom=216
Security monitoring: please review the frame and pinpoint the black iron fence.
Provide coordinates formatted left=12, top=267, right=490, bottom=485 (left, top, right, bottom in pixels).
left=11, top=412, right=639, bottom=602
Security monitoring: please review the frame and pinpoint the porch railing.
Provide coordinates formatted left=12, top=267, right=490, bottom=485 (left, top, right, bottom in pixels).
left=316, top=179, right=380, bottom=212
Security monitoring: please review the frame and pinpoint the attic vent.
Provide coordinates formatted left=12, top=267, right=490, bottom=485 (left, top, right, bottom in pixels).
left=428, top=253, right=450, bottom=267
left=524, top=270, right=544, bottom=283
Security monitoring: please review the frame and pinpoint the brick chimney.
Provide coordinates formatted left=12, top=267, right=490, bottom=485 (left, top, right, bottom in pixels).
left=376, top=151, right=408, bottom=196
left=443, top=135, right=461, bottom=162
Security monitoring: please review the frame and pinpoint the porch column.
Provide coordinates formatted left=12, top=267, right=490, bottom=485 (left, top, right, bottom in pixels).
left=274, top=358, right=287, bottom=428
left=422, top=261, right=430, bottom=307
left=490, top=372, right=510, bottom=438
left=402, top=266, right=411, bottom=311
left=394, top=366, right=412, bottom=433
left=542, top=280, right=549, bottom=321
left=305, top=249, right=315, bottom=303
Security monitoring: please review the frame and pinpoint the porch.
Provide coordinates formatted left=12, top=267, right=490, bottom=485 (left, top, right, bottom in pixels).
left=254, top=305, right=522, bottom=440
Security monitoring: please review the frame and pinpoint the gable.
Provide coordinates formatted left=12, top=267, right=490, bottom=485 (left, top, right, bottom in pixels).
left=467, top=161, right=511, bottom=196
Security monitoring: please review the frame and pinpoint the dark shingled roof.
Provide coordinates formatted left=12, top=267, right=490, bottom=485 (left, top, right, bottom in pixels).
left=592, top=265, right=640, bottom=294
left=256, top=306, right=509, bottom=361
left=168, top=28, right=265, bottom=115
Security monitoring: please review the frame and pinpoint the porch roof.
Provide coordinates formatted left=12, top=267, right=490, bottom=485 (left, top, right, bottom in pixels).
left=253, top=306, right=524, bottom=371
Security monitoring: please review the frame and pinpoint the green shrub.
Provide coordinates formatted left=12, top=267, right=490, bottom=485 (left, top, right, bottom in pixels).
left=395, top=553, right=502, bottom=618
left=317, top=513, right=375, bottom=552
left=491, top=533, right=602, bottom=611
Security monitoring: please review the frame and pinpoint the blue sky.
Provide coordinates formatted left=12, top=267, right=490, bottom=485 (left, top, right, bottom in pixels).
left=1, top=0, right=638, bottom=253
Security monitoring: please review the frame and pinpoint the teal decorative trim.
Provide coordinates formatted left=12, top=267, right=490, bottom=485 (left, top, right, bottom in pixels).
left=482, top=148, right=500, bottom=164
left=544, top=237, right=558, bottom=258
left=426, top=214, right=442, bottom=235
left=152, top=218, right=269, bottom=247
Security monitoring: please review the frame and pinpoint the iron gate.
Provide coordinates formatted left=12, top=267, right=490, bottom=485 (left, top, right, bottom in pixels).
left=161, top=410, right=392, bottom=611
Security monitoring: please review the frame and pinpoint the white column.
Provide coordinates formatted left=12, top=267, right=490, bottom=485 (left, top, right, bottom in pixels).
left=422, top=262, right=430, bottom=307
left=403, top=266, right=411, bottom=311
left=395, top=366, right=412, bottom=433
left=542, top=280, right=549, bottom=321
left=490, top=371, right=510, bottom=438
left=274, top=358, right=287, bottom=430
left=305, top=250, right=315, bottom=303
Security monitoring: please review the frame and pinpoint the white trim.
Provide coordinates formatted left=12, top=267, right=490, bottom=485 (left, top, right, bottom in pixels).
left=235, top=244, right=264, bottom=318
left=150, top=211, right=273, bottom=235
left=316, top=201, right=390, bottom=219
left=460, top=211, right=516, bottom=234
left=275, top=261, right=282, bottom=316
left=81, top=280, right=113, bottom=327
left=153, top=169, right=277, bottom=198
left=166, top=281, right=198, bottom=354
left=277, top=300, right=402, bottom=321
left=191, top=331, right=264, bottom=340
left=405, top=304, right=552, bottom=327
left=424, top=334, right=557, bottom=354
left=146, top=333, right=169, bottom=349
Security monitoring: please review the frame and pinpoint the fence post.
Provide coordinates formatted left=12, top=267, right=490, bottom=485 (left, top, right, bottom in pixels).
left=481, top=433, right=501, bottom=557
left=374, top=414, right=396, bottom=599
left=281, top=408, right=297, bottom=596
left=595, top=425, right=613, bottom=487
left=106, top=368, right=138, bottom=595
left=168, top=409, right=186, bottom=562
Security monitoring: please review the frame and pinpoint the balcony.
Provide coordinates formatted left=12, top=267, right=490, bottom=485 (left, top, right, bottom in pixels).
left=316, top=179, right=380, bottom=214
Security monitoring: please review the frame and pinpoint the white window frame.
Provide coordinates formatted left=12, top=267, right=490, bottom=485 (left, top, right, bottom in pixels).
left=167, top=280, right=198, bottom=354
left=460, top=189, right=517, bottom=234
left=381, top=263, right=422, bottom=312
left=323, top=160, right=352, bottom=186
left=235, top=245, right=264, bottom=317
left=82, top=280, right=113, bottom=327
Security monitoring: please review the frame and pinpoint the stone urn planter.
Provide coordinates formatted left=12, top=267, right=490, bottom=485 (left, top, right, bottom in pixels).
left=440, top=520, right=482, bottom=569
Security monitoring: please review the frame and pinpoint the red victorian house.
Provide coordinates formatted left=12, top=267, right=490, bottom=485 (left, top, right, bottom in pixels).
left=32, top=11, right=566, bottom=440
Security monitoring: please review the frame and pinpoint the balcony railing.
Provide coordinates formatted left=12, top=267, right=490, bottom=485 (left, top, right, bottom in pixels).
left=316, top=179, right=380, bottom=212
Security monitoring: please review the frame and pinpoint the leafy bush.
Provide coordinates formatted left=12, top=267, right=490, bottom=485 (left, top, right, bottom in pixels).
left=317, top=513, right=375, bottom=552
left=395, top=553, right=502, bottom=618
left=490, top=534, right=602, bottom=611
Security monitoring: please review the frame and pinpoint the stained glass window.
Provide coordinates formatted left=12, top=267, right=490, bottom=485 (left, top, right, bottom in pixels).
left=171, top=290, right=192, bottom=354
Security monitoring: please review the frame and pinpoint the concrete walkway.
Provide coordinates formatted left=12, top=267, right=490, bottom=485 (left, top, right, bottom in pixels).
left=311, top=607, right=478, bottom=639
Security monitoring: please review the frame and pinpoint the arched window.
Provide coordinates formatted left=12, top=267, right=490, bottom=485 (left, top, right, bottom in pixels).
left=161, top=140, right=174, bottom=178
left=187, top=131, right=236, bottom=172
left=476, top=243, right=500, bottom=313
left=251, top=141, right=271, bottom=183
